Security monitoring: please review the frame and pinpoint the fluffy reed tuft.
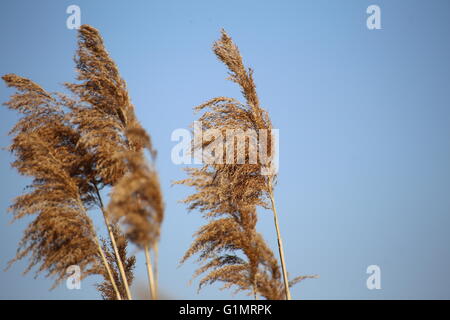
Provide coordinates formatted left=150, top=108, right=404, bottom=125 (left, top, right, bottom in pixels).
left=66, top=25, right=164, bottom=248
left=107, top=131, right=164, bottom=299
left=1, top=74, right=115, bottom=291
left=66, top=24, right=144, bottom=186
left=2, top=25, right=164, bottom=299
left=66, top=24, right=164, bottom=299
left=107, top=131, right=164, bottom=249
left=177, top=30, right=316, bottom=299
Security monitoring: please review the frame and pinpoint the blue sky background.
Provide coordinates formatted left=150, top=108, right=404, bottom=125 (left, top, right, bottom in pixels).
left=1, top=0, right=450, bottom=299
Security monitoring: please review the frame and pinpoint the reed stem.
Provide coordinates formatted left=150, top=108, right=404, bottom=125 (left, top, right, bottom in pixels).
left=268, top=179, right=291, bottom=300
left=94, top=235, right=122, bottom=300
left=145, top=245, right=157, bottom=299
left=94, top=184, right=133, bottom=300
left=153, top=243, right=159, bottom=297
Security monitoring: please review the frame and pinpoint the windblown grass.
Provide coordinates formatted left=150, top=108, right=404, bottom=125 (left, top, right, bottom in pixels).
left=177, top=30, right=317, bottom=300
left=2, top=25, right=164, bottom=300
left=2, top=25, right=314, bottom=301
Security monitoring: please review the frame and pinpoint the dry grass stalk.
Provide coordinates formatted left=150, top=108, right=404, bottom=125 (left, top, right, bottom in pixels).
left=95, top=235, right=122, bottom=300
left=144, top=246, right=156, bottom=299
left=2, top=24, right=163, bottom=300
left=64, top=24, right=138, bottom=299
left=107, top=130, right=164, bottom=299
left=96, top=225, right=135, bottom=300
left=177, top=30, right=317, bottom=299
left=66, top=25, right=164, bottom=300
left=1, top=74, right=122, bottom=298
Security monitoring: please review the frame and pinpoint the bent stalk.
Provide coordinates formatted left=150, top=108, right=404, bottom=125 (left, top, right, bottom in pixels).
left=268, top=179, right=291, bottom=300
left=94, top=235, right=122, bottom=300
left=95, top=185, right=132, bottom=300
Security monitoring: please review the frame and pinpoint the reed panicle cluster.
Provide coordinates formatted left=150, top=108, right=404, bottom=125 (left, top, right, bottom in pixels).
left=107, top=128, right=164, bottom=250
left=65, top=24, right=165, bottom=299
left=107, top=128, right=164, bottom=299
left=2, top=25, right=164, bottom=300
left=65, top=25, right=146, bottom=185
left=177, top=30, right=317, bottom=299
left=2, top=25, right=314, bottom=301
left=2, top=74, right=111, bottom=290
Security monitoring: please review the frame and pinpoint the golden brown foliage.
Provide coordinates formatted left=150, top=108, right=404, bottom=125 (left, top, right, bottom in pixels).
left=2, top=25, right=164, bottom=298
left=66, top=25, right=135, bottom=185
left=177, top=30, right=316, bottom=299
left=67, top=25, right=164, bottom=250
left=108, top=144, right=164, bottom=249
left=2, top=74, right=102, bottom=288
left=65, top=25, right=148, bottom=186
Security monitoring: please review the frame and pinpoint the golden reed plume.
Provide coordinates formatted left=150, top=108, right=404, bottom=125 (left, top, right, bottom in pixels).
left=66, top=25, right=164, bottom=299
left=2, top=25, right=164, bottom=300
left=2, top=74, right=123, bottom=298
left=107, top=128, right=164, bottom=299
left=177, top=30, right=317, bottom=299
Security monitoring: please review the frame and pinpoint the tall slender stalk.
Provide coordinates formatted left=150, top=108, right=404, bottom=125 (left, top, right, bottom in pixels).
left=144, top=245, right=157, bottom=299
left=177, top=30, right=304, bottom=300
left=153, top=243, right=159, bottom=298
left=75, top=193, right=123, bottom=300
left=267, top=179, right=291, bottom=300
left=94, top=235, right=122, bottom=300
left=3, top=26, right=164, bottom=299
left=95, top=185, right=132, bottom=300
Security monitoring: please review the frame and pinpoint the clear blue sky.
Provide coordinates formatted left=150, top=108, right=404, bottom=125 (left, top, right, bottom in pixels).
left=1, top=0, right=450, bottom=299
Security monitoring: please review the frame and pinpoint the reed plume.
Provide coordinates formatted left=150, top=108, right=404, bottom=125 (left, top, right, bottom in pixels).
left=2, top=74, right=121, bottom=298
left=107, top=128, right=164, bottom=299
left=177, top=30, right=317, bottom=299
left=66, top=25, right=164, bottom=299
left=2, top=24, right=164, bottom=300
